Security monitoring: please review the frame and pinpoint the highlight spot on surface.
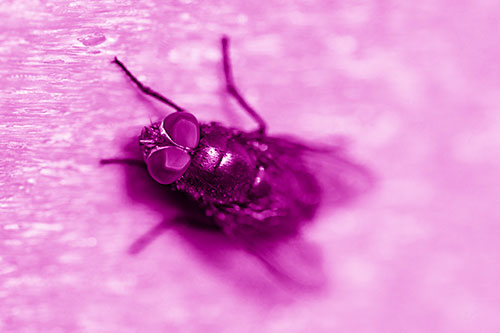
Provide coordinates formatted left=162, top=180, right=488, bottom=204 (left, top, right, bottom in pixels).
left=77, top=33, right=106, bottom=46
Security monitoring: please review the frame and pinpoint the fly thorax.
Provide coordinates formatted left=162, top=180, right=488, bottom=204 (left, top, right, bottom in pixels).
left=185, top=126, right=258, bottom=201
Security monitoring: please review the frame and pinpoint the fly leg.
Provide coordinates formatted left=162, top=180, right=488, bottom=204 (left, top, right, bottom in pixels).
left=221, top=36, right=267, bottom=135
left=100, top=158, right=146, bottom=168
left=129, top=216, right=218, bottom=254
left=128, top=220, right=170, bottom=254
left=113, top=57, right=185, bottom=112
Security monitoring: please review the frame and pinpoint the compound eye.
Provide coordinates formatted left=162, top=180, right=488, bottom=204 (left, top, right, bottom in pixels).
left=146, top=146, right=191, bottom=184
left=163, top=112, right=200, bottom=149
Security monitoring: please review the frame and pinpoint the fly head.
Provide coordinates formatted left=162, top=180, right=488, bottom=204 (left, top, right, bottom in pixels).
left=139, top=112, right=201, bottom=184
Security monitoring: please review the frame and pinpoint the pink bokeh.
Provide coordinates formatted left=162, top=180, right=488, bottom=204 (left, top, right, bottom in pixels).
left=1, top=1, right=499, bottom=332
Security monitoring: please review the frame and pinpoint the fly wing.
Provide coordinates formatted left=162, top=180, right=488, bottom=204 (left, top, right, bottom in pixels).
left=232, top=229, right=326, bottom=289
left=216, top=134, right=372, bottom=286
left=257, top=134, right=373, bottom=216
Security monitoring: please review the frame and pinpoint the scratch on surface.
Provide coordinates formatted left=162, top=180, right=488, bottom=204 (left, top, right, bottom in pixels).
left=3, top=240, right=23, bottom=247
left=36, top=160, right=93, bottom=175
left=47, top=131, right=73, bottom=144
left=31, top=222, right=63, bottom=232
left=3, top=275, right=44, bottom=288
left=0, top=262, right=16, bottom=275
left=58, top=253, right=81, bottom=264
left=244, top=35, right=283, bottom=56
left=106, top=277, right=136, bottom=295
left=22, top=223, right=63, bottom=237
left=3, top=224, right=20, bottom=230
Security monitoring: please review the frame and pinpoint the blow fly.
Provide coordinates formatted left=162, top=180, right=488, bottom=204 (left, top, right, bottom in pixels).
left=102, top=37, right=370, bottom=285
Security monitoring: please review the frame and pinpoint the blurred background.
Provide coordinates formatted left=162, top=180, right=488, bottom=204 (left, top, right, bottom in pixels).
left=1, top=0, right=500, bottom=332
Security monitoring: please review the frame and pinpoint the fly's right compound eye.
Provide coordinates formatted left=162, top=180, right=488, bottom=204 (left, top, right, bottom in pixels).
left=146, top=146, right=191, bottom=184
left=163, top=112, right=200, bottom=149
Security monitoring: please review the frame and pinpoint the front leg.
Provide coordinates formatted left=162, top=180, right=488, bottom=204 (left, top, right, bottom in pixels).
left=100, top=158, right=146, bottom=168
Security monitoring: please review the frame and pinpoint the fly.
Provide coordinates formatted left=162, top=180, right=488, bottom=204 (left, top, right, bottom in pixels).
left=102, top=36, right=371, bottom=286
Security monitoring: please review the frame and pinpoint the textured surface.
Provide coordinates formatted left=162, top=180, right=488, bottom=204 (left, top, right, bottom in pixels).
left=2, top=1, right=500, bottom=332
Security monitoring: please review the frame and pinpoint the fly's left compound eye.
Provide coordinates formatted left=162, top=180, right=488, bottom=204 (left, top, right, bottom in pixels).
left=163, top=112, right=200, bottom=149
left=146, top=146, right=191, bottom=184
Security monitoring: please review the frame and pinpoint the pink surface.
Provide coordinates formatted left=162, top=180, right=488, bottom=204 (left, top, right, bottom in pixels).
left=1, top=1, right=499, bottom=332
